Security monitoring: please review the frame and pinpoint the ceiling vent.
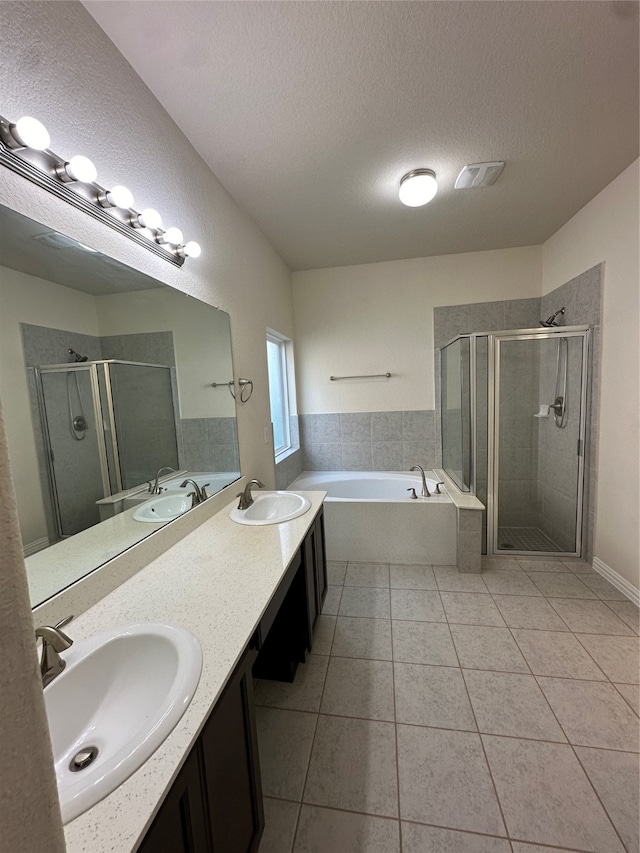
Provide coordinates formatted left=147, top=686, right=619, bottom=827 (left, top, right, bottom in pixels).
left=454, top=161, right=505, bottom=189
left=32, top=232, right=97, bottom=252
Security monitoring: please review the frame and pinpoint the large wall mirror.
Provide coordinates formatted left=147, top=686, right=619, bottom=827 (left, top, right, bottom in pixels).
left=0, top=204, right=241, bottom=607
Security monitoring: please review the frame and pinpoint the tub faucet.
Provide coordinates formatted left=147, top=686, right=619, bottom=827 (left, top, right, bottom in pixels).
left=149, top=466, right=178, bottom=494
left=35, top=616, right=73, bottom=688
left=181, top=479, right=208, bottom=506
left=237, top=479, right=265, bottom=510
left=409, top=465, right=431, bottom=497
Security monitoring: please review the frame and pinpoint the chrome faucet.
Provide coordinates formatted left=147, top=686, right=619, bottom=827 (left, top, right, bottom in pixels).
left=181, top=479, right=209, bottom=507
left=149, top=466, right=178, bottom=494
left=35, top=616, right=73, bottom=688
left=409, top=465, right=431, bottom=497
left=236, top=479, right=265, bottom=510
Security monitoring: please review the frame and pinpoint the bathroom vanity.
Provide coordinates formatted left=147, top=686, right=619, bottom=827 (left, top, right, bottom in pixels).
left=139, top=504, right=326, bottom=853
left=60, top=491, right=326, bottom=853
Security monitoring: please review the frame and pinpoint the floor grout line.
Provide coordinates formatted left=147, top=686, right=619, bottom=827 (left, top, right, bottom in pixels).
left=258, top=567, right=638, bottom=852
left=389, top=599, right=403, bottom=852
left=285, top=620, right=331, bottom=853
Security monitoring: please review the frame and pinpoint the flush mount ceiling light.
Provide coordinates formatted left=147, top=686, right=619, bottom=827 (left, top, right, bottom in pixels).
left=0, top=112, right=202, bottom=266
left=399, top=169, right=438, bottom=207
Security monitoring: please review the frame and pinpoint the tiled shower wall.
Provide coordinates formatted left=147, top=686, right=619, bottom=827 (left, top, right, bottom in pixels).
left=497, top=339, right=541, bottom=532
left=433, top=297, right=543, bottom=468
left=539, top=264, right=602, bottom=559
left=433, top=264, right=602, bottom=559
left=102, top=334, right=180, bottom=486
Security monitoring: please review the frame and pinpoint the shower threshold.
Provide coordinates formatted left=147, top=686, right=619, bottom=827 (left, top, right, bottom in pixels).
left=497, top=526, right=562, bottom=552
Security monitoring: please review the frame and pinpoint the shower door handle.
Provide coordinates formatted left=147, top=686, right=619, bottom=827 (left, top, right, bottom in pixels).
left=577, top=439, right=584, bottom=457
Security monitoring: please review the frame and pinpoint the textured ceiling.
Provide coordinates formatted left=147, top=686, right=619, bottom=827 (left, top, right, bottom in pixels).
left=84, top=1, right=639, bottom=271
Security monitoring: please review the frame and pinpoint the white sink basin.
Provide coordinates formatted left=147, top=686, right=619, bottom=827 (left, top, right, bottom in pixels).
left=133, top=493, right=193, bottom=523
left=230, top=491, right=311, bottom=525
left=44, top=623, right=202, bottom=823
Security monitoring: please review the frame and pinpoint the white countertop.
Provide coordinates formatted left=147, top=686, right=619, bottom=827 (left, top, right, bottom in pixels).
left=62, top=490, right=326, bottom=853
left=27, top=503, right=165, bottom=607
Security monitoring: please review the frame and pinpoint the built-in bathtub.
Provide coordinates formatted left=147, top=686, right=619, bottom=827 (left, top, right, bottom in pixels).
left=289, top=471, right=457, bottom=565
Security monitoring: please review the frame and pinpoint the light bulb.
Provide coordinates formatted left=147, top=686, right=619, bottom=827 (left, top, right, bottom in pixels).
left=163, top=227, right=183, bottom=245
left=139, top=208, right=162, bottom=230
left=65, top=155, right=97, bottom=183
left=13, top=116, right=50, bottom=150
left=399, top=169, right=438, bottom=207
left=183, top=241, right=202, bottom=258
left=106, top=185, right=134, bottom=209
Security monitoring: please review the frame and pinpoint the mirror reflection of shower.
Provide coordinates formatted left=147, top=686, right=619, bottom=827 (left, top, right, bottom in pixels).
left=550, top=336, right=568, bottom=428
left=67, top=350, right=89, bottom=440
left=537, top=311, right=568, bottom=429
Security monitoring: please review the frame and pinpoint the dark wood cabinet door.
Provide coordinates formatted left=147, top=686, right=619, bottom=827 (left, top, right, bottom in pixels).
left=304, top=508, right=328, bottom=650
left=201, top=649, right=264, bottom=853
left=303, top=529, right=319, bottom=647
left=137, top=747, right=209, bottom=853
left=315, top=509, right=328, bottom=612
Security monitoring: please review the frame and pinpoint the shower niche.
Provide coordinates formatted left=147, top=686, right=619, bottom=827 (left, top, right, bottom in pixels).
left=35, top=360, right=178, bottom=539
left=440, top=326, right=590, bottom=558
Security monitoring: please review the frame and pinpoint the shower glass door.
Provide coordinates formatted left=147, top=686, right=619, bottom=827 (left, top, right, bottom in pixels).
left=491, top=329, right=588, bottom=556
left=106, top=362, right=178, bottom=490
left=441, top=336, right=472, bottom=491
left=37, top=366, right=109, bottom=539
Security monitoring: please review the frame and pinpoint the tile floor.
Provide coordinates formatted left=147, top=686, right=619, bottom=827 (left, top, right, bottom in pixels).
left=254, top=557, right=640, bottom=853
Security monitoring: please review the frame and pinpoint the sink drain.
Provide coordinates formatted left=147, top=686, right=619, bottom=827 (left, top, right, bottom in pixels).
left=69, top=746, right=99, bottom=772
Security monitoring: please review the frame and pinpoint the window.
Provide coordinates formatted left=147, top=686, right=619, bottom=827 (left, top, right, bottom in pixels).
left=266, top=331, right=291, bottom=457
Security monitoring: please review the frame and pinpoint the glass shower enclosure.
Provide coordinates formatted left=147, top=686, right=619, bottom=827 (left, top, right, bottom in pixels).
left=440, top=326, right=590, bottom=558
left=35, top=360, right=178, bottom=540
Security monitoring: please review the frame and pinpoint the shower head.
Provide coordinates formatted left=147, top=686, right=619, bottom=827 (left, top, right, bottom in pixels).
left=540, top=307, right=565, bottom=327
left=68, top=348, right=88, bottom=362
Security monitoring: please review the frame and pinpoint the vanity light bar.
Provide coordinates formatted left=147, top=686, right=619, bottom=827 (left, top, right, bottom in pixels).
left=0, top=114, right=202, bottom=267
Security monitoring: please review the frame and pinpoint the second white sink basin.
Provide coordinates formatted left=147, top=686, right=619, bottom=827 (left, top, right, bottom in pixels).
left=133, top=493, right=193, bottom=523
left=44, top=622, right=202, bottom=823
left=230, top=491, right=311, bottom=525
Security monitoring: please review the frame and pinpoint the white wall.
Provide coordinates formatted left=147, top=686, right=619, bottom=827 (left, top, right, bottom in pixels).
left=0, top=267, right=101, bottom=544
left=293, top=246, right=541, bottom=413
left=542, top=159, right=639, bottom=588
left=0, top=0, right=293, bottom=493
left=0, top=5, right=293, bottom=838
left=97, top=288, right=236, bottom=419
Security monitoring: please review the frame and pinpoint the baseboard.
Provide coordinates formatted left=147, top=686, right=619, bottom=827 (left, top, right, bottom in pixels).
left=592, top=557, right=640, bottom=606
left=23, top=536, right=49, bottom=557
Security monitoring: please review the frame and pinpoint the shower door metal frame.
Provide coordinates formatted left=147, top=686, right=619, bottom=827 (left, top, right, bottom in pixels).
left=487, top=326, right=590, bottom=558
left=99, top=359, right=177, bottom=494
left=35, top=363, right=112, bottom=541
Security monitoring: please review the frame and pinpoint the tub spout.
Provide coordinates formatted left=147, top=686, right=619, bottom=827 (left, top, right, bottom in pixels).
left=409, top=465, right=431, bottom=497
